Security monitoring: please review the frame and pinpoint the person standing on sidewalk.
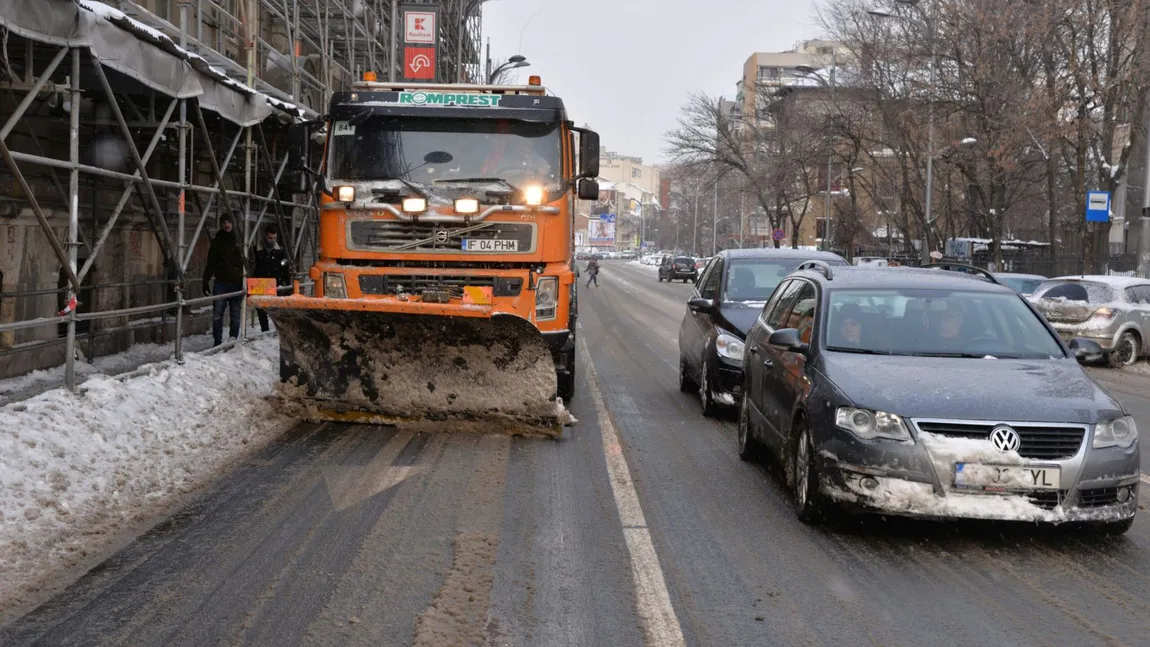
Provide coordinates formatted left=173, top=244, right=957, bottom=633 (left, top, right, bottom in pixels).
left=202, top=213, right=245, bottom=346
left=251, top=224, right=291, bottom=332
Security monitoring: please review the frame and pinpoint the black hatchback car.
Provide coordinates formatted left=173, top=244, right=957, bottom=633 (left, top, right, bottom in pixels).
left=659, top=256, right=698, bottom=283
left=677, top=248, right=847, bottom=416
left=738, top=262, right=1139, bottom=533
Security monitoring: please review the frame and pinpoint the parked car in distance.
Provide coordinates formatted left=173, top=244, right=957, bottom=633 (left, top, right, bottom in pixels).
left=659, top=256, right=699, bottom=283
left=992, top=272, right=1046, bottom=296
left=1028, top=275, right=1150, bottom=367
left=678, top=248, right=848, bottom=416
left=738, top=263, right=1135, bottom=533
left=853, top=256, right=889, bottom=267
left=695, top=257, right=712, bottom=270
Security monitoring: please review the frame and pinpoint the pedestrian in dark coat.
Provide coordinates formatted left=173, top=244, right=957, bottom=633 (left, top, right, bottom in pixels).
left=251, top=224, right=291, bottom=332
left=203, top=214, right=245, bottom=346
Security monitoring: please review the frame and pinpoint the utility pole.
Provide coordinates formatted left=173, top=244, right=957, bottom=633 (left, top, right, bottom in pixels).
left=693, top=192, right=699, bottom=256
left=1140, top=106, right=1150, bottom=278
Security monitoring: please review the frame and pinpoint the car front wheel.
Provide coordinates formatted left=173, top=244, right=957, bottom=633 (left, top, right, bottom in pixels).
left=737, top=393, right=760, bottom=461
left=793, top=418, right=833, bottom=524
left=700, top=357, right=718, bottom=417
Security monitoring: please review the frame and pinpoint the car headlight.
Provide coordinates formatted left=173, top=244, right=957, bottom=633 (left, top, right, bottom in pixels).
left=535, top=276, right=558, bottom=320
left=324, top=272, right=347, bottom=299
left=715, top=333, right=745, bottom=362
left=835, top=407, right=913, bottom=442
left=334, top=185, right=355, bottom=202
left=1094, top=416, right=1138, bottom=449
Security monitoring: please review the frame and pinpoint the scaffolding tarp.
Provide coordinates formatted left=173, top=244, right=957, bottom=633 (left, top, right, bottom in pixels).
left=0, top=0, right=300, bottom=126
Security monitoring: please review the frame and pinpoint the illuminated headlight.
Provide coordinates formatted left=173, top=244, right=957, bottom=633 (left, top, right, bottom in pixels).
left=1094, top=416, right=1138, bottom=449
left=715, top=332, right=745, bottom=362
left=402, top=197, right=428, bottom=213
left=835, top=407, right=913, bottom=442
left=524, top=185, right=546, bottom=206
left=454, top=198, right=480, bottom=214
left=334, top=185, right=355, bottom=202
left=324, top=272, right=348, bottom=299
left=535, top=276, right=558, bottom=321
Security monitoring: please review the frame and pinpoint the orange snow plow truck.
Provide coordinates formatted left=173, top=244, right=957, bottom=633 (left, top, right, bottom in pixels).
left=248, top=78, right=600, bottom=437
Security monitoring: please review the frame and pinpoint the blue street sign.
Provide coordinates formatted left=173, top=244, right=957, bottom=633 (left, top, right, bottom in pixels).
left=601, top=213, right=616, bottom=223
left=1086, top=191, right=1110, bottom=223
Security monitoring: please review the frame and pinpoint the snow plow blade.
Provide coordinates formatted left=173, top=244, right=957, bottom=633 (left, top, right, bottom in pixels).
left=267, top=307, right=567, bottom=437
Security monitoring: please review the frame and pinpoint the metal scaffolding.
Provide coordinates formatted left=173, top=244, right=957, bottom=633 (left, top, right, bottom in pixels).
left=0, top=0, right=486, bottom=389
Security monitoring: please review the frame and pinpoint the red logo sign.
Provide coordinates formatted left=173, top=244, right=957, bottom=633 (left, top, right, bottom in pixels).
left=404, top=47, right=436, bottom=80
left=404, top=11, right=436, bottom=44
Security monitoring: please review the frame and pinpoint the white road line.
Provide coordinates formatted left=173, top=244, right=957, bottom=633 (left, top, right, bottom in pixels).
left=578, top=331, right=687, bottom=647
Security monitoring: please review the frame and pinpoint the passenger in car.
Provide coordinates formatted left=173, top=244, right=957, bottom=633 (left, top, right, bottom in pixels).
left=835, top=303, right=865, bottom=346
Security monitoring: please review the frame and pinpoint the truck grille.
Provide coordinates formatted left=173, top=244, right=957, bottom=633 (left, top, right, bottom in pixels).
left=358, top=275, right=522, bottom=299
left=348, top=220, right=535, bottom=253
left=914, top=421, right=1086, bottom=460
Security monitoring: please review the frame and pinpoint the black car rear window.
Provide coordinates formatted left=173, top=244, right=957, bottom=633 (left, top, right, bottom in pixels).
left=724, top=258, right=842, bottom=303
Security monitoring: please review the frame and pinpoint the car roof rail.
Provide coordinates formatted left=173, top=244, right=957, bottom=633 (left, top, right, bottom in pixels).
left=919, top=262, right=1000, bottom=284
left=797, top=260, right=834, bottom=280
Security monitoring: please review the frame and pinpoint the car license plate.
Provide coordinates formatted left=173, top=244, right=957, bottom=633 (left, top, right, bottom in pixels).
left=954, top=463, right=1061, bottom=491
left=463, top=239, right=517, bottom=252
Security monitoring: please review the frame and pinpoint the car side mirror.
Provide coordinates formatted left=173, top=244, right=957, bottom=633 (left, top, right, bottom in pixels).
left=769, top=328, right=809, bottom=355
left=687, top=297, right=714, bottom=313
left=1068, top=337, right=1104, bottom=364
left=578, top=179, right=600, bottom=200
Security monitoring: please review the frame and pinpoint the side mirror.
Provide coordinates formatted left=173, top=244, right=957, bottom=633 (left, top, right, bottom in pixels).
left=577, top=129, right=600, bottom=178
left=768, top=328, right=809, bottom=354
left=1068, top=337, right=1104, bottom=364
left=578, top=179, right=600, bottom=201
left=687, top=297, right=714, bottom=313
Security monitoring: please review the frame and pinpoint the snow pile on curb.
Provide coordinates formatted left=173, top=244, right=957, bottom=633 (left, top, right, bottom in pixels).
left=0, top=337, right=293, bottom=617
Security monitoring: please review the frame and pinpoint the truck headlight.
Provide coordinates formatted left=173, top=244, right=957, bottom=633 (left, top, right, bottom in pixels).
left=1094, top=416, right=1138, bottom=449
left=835, top=407, right=913, bottom=442
left=535, top=276, right=558, bottom=321
left=454, top=198, right=480, bottom=214
left=715, top=332, right=745, bottom=362
left=324, top=272, right=348, bottom=299
left=402, top=197, right=428, bottom=213
left=334, top=185, right=355, bottom=202
left=524, top=185, right=546, bottom=206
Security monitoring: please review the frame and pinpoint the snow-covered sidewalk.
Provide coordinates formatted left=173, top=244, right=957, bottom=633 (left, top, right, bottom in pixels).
left=0, top=336, right=294, bottom=619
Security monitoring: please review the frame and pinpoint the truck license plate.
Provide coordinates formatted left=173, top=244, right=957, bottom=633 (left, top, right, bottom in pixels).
left=463, top=239, right=518, bottom=252
left=954, top=463, right=1061, bottom=491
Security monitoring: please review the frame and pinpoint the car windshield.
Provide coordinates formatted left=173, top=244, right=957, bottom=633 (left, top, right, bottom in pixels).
left=1031, top=280, right=1115, bottom=303
left=824, top=288, right=1065, bottom=359
left=327, top=116, right=563, bottom=191
left=724, top=258, right=843, bottom=302
left=998, top=276, right=1045, bottom=295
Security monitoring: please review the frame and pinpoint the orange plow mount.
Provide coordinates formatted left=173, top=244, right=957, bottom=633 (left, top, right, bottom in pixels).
left=251, top=295, right=569, bottom=437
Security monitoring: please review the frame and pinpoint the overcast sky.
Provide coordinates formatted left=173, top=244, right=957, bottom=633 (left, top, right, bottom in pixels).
left=481, top=0, right=825, bottom=165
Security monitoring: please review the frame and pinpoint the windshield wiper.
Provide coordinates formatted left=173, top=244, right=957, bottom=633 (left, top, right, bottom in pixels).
left=369, top=177, right=428, bottom=200
left=910, top=351, right=994, bottom=359
left=432, top=177, right=520, bottom=193
left=825, top=346, right=898, bottom=355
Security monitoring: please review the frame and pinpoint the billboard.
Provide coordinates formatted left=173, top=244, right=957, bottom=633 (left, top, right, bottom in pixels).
left=400, top=4, right=439, bottom=83
left=589, top=217, right=616, bottom=245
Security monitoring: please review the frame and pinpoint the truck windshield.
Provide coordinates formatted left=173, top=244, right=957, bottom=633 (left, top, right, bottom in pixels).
left=327, top=116, right=563, bottom=191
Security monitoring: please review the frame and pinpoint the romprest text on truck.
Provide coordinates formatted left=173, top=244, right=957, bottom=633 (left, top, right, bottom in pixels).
left=248, top=77, right=601, bottom=437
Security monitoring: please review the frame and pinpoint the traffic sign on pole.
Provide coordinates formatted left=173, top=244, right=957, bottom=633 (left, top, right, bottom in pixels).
left=772, top=229, right=785, bottom=242
left=1086, top=191, right=1111, bottom=223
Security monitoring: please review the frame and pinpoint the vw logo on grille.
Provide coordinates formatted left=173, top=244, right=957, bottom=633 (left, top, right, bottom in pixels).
left=990, top=425, right=1021, bottom=452
left=434, top=228, right=449, bottom=244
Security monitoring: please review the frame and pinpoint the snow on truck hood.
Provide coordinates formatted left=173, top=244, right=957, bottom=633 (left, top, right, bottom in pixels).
left=819, top=353, right=1122, bottom=424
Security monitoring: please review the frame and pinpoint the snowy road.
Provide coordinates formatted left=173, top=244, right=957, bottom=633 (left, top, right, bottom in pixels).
left=5, top=260, right=1150, bottom=645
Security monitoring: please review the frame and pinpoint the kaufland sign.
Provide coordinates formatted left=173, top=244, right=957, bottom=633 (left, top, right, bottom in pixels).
left=404, top=11, right=435, bottom=44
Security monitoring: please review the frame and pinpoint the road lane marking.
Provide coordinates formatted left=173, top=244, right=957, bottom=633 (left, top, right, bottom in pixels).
left=322, top=431, right=419, bottom=511
left=578, top=331, right=687, bottom=647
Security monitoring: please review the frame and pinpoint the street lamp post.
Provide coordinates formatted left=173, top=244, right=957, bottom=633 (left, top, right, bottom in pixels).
left=488, top=55, right=529, bottom=84
left=796, top=49, right=838, bottom=253
left=870, top=0, right=937, bottom=264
